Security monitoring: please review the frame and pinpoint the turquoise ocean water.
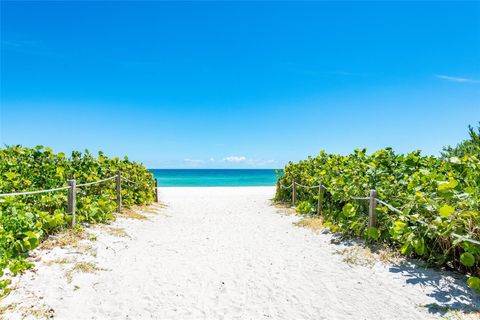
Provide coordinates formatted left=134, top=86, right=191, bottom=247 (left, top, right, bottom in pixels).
left=149, top=169, right=280, bottom=187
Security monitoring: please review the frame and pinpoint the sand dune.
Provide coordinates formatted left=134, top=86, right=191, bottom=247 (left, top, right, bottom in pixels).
left=1, top=187, right=478, bottom=319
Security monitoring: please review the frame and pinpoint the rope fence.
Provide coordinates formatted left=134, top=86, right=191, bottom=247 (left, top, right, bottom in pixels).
left=0, top=170, right=159, bottom=227
left=121, top=177, right=139, bottom=185
left=279, top=181, right=293, bottom=189
left=294, top=182, right=320, bottom=189
left=75, top=175, right=117, bottom=188
left=278, top=179, right=479, bottom=245
left=375, top=198, right=403, bottom=215
left=351, top=196, right=371, bottom=200
left=0, top=186, right=71, bottom=198
left=452, top=233, right=480, bottom=246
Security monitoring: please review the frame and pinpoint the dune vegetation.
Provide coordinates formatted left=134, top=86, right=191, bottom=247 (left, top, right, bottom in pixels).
left=276, top=124, right=480, bottom=291
left=0, top=146, right=155, bottom=295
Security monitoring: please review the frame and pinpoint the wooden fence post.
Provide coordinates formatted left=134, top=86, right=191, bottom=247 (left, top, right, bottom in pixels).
left=154, top=178, right=159, bottom=203
left=368, top=189, right=377, bottom=228
left=68, top=179, right=76, bottom=227
left=116, top=170, right=122, bottom=213
left=292, top=179, right=296, bottom=207
left=317, top=182, right=324, bottom=215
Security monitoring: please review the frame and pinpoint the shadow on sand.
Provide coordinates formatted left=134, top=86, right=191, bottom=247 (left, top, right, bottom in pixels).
left=327, top=233, right=479, bottom=317
left=389, top=260, right=479, bottom=317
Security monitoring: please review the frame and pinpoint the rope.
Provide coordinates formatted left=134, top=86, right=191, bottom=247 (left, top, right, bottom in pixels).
left=75, top=176, right=116, bottom=188
left=278, top=180, right=328, bottom=190
left=410, top=218, right=480, bottom=245
left=375, top=198, right=403, bottom=214
left=280, top=181, right=325, bottom=189
left=350, top=196, right=370, bottom=200
left=451, top=233, right=480, bottom=245
left=0, top=186, right=71, bottom=198
left=121, top=177, right=138, bottom=185
left=294, top=182, right=320, bottom=189
left=279, top=182, right=293, bottom=189
left=0, top=175, right=116, bottom=197
left=279, top=178, right=480, bottom=246
left=418, top=219, right=480, bottom=245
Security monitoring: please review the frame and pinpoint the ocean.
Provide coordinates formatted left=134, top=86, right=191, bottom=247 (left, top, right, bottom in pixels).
left=149, top=169, right=280, bottom=187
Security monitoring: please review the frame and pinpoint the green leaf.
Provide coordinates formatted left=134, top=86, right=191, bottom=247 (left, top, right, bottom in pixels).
left=412, top=237, right=425, bottom=256
left=393, top=221, right=407, bottom=234
left=460, top=252, right=475, bottom=267
left=342, top=203, right=355, bottom=217
left=463, top=242, right=480, bottom=255
left=367, top=227, right=380, bottom=241
left=56, top=167, right=65, bottom=176
left=4, top=172, right=17, bottom=181
left=467, top=276, right=480, bottom=292
left=401, top=242, right=412, bottom=255
left=439, top=205, right=455, bottom=218
left=437, top=178, right=458, bottom=193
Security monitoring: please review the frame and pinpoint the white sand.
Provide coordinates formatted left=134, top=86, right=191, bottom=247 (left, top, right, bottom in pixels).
left=1, top=187, right=478, bottom=319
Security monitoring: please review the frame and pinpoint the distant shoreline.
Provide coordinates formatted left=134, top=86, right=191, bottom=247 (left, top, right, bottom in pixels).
left=149, top=168, right=281, bottom=187
left=156, top=185, right=277, bottom=188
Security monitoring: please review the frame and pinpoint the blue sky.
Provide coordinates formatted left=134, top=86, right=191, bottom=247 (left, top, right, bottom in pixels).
left=1, top=1, right=479, bottom=168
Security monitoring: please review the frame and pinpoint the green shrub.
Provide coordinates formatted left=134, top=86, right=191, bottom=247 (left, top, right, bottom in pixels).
left=0, top=145, right=155, bottom=291
left=296, top=201, right=315, bottom=214
left=276, top=130, right=479, bottom=291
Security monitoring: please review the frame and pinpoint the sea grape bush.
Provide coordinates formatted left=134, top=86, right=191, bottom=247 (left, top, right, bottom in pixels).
left=442, top=123, right=480, bottom=159
left=0, top=145, right=155, bottom=293
left=276, top=132, right=480, bottom=291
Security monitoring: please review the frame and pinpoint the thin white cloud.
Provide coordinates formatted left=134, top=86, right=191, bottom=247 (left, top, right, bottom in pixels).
left=183, top=158, right=204, bottom=166
left=435, top=74, right=480, bottom=83
left=223, top=156, right=246, bottom=163
left=182, top=156, right=276, bottom=167
left=246, top=159, right=276, bottom=166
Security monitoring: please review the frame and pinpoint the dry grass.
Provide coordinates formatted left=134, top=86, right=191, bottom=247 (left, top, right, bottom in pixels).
left=43, top=258, right=72, bottom=266
left=272, top=201, right=293, bottom=209
left=112, top=202, right=171, bottom=220
left=106, top=227, right=129, bottom=237
left=278, top=209, right=296, bottom=216
left=0, top=303, right=14, bottom=315
left=119, top=208, right=148, bottom=220
left=422, top=303, right=480, bottom=320
left=273, top=202, right=296, bottom=216
left=335, top=244, right=403, bottom=267
left=120, top=202, right=164, bottom=215
left=76, top=243, right=96, bottom=255
left=0, top=303, right=55, bottom=319
left=95, top=224, right=129, bottom=237
left=376, top=245, right=403, bottom=264
left=40, top=230, right=96, bottom=255
left=143, top=202, right=167, bottom=211
left=293, top=216, right=324, bottom=232
left=65, top=261, right=105, bottom=283
left=335, top=246, right=378, bottom=267
left=443, top=309, right=480, bottom=320
left=39, top=228, right=88, bottom=250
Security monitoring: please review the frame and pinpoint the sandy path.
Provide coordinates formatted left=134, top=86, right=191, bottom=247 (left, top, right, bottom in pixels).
left=1, top=187, right=478, bottom=319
